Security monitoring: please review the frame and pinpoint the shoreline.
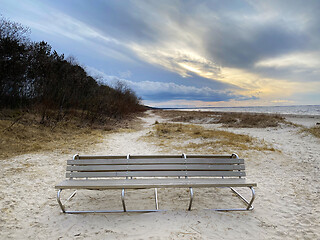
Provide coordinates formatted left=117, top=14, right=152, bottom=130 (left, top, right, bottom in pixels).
left=160, top=108, right=320, bottom=118
left=158, top=106, right=320, bottom=118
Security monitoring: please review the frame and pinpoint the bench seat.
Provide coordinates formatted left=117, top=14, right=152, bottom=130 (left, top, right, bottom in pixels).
left=56, top=178, right=257, bottom=189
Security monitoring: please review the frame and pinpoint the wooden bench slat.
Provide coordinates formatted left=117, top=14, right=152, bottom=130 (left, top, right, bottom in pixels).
left=77, top=155, right=233, bottom=160
left=66, top=164, right=245, bottom=172
left=67, top=158, right=245, bottom=165
left=66, top=170, right=246, bottom=178
left=56, top=178, right=256, bottom=189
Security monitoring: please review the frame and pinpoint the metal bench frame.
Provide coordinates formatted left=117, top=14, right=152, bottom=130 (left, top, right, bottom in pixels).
left=56, top=153, right=256, bottom=214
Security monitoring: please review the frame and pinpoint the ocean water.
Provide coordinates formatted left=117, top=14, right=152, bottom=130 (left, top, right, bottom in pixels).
left=171, top=105, right=320, bottom=116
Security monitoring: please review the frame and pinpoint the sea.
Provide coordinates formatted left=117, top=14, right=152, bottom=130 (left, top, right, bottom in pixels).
left=167, top=105, right=320, bottom=116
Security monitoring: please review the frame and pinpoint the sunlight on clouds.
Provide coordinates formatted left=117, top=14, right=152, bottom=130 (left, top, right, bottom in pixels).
left=130, top=44, right=221, bottom=78
left=219, top=67, right=302, bottom=99
left=130, top=43, right=304, bottom=104
left=271, top=100, right=295, bottom=104
left=255, top=52, right=320, bottom=69
left=130, top=40, right=320, bottom=106
left=218, top=66, right=320, bottom=104
left=178, top=63, right=201, bottom=74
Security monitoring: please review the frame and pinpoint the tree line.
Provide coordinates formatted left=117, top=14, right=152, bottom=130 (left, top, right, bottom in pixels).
left=0, top=16, right=144, bottom=124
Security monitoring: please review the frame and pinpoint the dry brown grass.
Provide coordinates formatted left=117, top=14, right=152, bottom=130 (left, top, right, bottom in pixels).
left=0, top=109, right=144, bottom=159
left=0, top=118, right=103, bottom=159
left=153, top=110, right=286, bottom=128
left=302, top=126, right=320, bottom=138
left=216, top=112, right=285, bottom=128
left=145, top=122, right=276, bottom=153
left=154, top=110, right=218, bottom=124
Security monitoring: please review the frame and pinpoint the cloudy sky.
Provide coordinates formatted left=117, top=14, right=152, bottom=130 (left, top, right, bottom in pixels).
left=1, top=0, right=320, bottom=107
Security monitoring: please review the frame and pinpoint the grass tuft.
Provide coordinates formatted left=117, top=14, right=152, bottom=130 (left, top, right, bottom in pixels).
left=302, top=126, right=320, bottom=138
left=217, top=112, right=285, bottom=128
left=146, top=122, right=276, bottom=153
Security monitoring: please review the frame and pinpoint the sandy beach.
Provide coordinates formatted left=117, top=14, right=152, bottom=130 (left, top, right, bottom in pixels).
left=1, top=110, right=319, bottom=239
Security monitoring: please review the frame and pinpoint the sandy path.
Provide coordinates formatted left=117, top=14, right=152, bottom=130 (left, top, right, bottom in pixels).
left=92, top=111, right=161, bottom=156
left=0, top=111, right=319, bottom=239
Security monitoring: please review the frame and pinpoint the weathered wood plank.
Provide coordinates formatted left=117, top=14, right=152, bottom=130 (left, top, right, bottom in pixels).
left=66, top=170, right=246, bottom=178
left=77, top=155, right=127, bottom=160
left=77, top=154, right=233, bottom=160
left=67, top=158, right=244, bottom=165
left=56, top=178, right=256, bottom=189
left=66, top=164, right=245, bottom=172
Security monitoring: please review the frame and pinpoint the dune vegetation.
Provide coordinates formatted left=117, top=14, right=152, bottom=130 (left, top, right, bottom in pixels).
left=0, top=109, right=145, bottom=159
left=145, top=122, right=276, bottom=154
left=303, top=126, right=320, bottom=138
left=155, top=110, right=286, bottom=128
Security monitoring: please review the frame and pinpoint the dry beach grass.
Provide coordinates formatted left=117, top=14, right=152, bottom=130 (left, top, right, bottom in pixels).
left=303, top=125, right=320, bottom=138
left=155, top=109, right=287, bottom=128
left=0, top=109, right=144, bottom=159
left=145, top=122, right=276, bottom=153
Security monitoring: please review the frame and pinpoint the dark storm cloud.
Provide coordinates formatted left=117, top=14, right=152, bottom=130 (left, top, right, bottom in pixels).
left=205, top=22, right=305, bottom=69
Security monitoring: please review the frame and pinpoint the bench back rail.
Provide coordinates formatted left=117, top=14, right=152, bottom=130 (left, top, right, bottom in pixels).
left=66, top=154, right=246, bottom=179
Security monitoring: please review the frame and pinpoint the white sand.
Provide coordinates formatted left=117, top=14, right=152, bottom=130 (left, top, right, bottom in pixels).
left=1, top=111, right=319, bottom=239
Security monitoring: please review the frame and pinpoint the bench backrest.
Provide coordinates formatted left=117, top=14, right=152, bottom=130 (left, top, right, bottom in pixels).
left=66, top=154, right=246, bottom=179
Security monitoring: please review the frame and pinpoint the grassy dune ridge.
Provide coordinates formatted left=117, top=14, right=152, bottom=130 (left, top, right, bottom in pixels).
left=302, top=126, right=320, bottom=138
left=155, top=110, right=287, bottom=128
left=144, top=122, right=276, bottom=154
left=0, top=109, right=143, bottom=159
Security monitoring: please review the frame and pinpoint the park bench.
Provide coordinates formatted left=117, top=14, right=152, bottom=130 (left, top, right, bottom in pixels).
left=55, top=153, right=257, bottom=213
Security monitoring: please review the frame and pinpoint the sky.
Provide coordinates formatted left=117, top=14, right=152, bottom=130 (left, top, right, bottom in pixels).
left=1, top=0, right=320, bottom=107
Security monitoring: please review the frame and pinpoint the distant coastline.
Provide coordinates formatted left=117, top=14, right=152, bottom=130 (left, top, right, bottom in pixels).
left=156, top=105, right=320, bottom=116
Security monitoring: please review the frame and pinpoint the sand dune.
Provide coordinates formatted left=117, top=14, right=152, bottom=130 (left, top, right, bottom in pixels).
left=0, top=111, right=319, bottom=239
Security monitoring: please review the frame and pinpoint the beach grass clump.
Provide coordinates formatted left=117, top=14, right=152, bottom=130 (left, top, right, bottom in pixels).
left=217, top=112, right=286, bottom=128
left=304, top=126, right=320, bottom=138
left=153, top=110, right=286, bottom=128
left=147, top=122, right=275, bottom=153
left=153, top=110, right=218, bottom=123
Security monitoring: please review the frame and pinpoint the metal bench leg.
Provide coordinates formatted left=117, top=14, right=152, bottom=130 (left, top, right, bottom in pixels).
left=247, top=187, right=255, bottom=210
left=56, top=189, right=163, bottom=213
left=230, top=187, right=255, bottom=210
left=154, top=188, right=159, bottom=210
left=57, top=189, right=66, bottom=213
left=208, top=187, right=255, bottom=211
left=56, top=187, right=255, bottom=213
left=121, top=189, right=126, bottom=212
left=67, top=190, right=77, bottom=201
left=188, top=187, right=194, bottom=211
